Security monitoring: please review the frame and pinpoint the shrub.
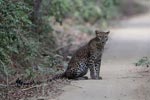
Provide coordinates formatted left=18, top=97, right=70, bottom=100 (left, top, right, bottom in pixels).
left=135, top=57, right=150, bottom=67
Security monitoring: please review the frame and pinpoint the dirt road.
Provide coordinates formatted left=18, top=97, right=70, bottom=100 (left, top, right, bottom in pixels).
left=54, top=12, right=150, bottom=100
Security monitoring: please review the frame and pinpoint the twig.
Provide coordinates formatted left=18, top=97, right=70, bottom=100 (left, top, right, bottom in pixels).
left=21, top=83, right=49, bottom=91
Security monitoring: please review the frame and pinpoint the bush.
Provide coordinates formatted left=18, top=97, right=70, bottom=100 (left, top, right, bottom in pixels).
left=135, top=57, right=150, bottom=67
left=0, top=0, right=34, bottom=79
left=0, top=0, right=68, bottom=83
left=53, top=0, right=120, bottom=24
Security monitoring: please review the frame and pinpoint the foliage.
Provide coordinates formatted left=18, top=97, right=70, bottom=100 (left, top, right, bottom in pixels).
left=135, top=57, right=150, bottom=67
left=0, top=0, right=68, bottom=82
left=0, top=0, right=146, bottom=83
left=0, top=0, right=34, bottom=80
left=41, top=0, right=69, bottom=24
left=50, top=0, right=120, bottom=24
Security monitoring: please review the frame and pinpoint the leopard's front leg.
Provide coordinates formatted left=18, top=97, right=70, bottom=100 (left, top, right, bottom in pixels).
left=94, top=59, right=102, bottom=80
left=88, top=55, right=100, bottom=80
left=88, top=55, right=102, bottom=79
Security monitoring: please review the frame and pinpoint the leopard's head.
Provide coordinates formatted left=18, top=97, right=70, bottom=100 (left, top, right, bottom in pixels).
left=95, top=30, right=110, bottom=44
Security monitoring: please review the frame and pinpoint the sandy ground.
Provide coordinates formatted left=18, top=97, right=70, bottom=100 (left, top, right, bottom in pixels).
left=53, top=9, right=150, bottom=100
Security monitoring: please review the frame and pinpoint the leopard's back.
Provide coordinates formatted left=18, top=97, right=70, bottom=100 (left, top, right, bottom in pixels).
left=68, top=45, right=89, bottom=66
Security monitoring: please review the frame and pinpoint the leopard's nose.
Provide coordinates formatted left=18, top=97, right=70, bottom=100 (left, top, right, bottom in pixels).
left=106, top=38, right=108, bottom=41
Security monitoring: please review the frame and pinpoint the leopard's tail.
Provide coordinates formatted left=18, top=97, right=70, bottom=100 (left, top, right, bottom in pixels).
left=48, top=72, right=66, bottom=81
left=15, top=78, right=35, bottom=87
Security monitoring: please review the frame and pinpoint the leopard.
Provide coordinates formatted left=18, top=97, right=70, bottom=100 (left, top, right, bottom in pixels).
left=15, top=30, right=109, bottom=86
left=63, top=30, right=110, bottom=80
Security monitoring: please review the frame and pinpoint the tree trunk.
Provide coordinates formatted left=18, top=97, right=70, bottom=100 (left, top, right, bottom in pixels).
left=33, top=0, right=42, bottom=23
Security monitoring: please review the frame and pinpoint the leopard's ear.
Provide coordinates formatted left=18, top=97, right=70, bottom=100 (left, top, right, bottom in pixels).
left=95, top=30, right=99, bottom=34
left=106, top=31, right=110, bottom=34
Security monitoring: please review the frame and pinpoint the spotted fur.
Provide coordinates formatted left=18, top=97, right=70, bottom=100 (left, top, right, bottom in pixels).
left=64, top=30, right=109, bottom=80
